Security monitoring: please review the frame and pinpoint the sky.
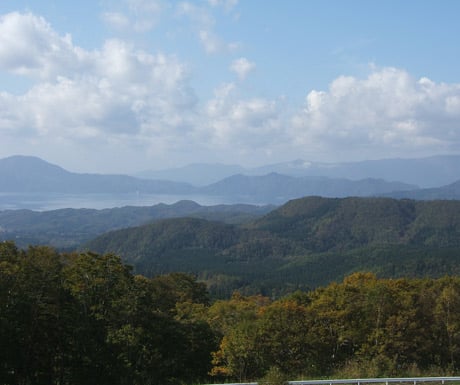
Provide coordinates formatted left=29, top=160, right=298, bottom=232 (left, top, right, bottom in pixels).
left=0, top=0, right=460, bottom=174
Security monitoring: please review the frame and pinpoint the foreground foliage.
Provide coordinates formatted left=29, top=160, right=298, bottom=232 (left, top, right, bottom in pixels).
left=2, top=241, right=460, bottom=384
left=209, top=273, right=460, bottom=382
left=0, top=241, right=215, bottom=385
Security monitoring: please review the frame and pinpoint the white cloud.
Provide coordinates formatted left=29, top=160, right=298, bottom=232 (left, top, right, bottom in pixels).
left=291, top=66, right=460, bottom=159
left=176, top=1, right=239, bottom=54
left=0, top=12, right=81, bottom=80
left=2, top=10, right=460, bottom=170
left=102, top=0, right=164, bottom=32
left=230, top=57, right=256, bottom=80
left=205, top=83, right=284, bottom=149
left=197, top=30, right=239, bottom=54
left=198, top=30, right=222, bottom=54
left=0, top=12, right=197, bottom=151
left=176, top=2, right=214, bottom=29
left=101, top=12, right=130, bottom=30
left=127, top=0, right=163, bottom=14
left=208, top=0, right=239, bottom=12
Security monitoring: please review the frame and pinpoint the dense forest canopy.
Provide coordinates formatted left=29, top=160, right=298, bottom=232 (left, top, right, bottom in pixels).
left=2, top=241, right=460, bottom=384
left=85, top=197, right=460, bottom=298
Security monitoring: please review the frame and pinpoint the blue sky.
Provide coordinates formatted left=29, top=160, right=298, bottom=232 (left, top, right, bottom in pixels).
left=0, top=0, right=460, bottom=173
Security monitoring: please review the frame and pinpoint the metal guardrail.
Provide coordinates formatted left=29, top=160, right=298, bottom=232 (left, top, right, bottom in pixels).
left=289, top=377, right=460, bottom=385
left=205, top=376, right=460, bottom=385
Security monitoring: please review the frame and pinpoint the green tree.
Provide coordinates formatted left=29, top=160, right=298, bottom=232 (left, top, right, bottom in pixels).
left=0, top=244, right=72, bottom=385
left=62, top=251, right=135, bottom=384
left=0, top=241, right=22, bottom=384
left=209, top=293, right=269, bottom=381
left=434, top=277, right=460, bottom=370
left=125, top=274, right=216, bottom=385
left=256, top=299, right=315, bottom=377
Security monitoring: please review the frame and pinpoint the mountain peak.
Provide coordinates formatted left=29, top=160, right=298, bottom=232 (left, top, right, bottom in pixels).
left=0, top=155, right=68, bottom=174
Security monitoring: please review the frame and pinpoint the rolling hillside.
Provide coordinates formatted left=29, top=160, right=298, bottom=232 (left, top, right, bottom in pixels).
left=85, top=196, right=460, bottom=297
left=0, top=200, right=273, bottom=249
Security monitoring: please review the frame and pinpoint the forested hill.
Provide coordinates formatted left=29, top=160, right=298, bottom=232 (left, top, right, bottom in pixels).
left=85, top=196, right=460, bottom=297
left=0, top=200, right=273, bottom=249
left=248, top=196, right=460, bottom=249
left=5, top=242, right=460, bottom=383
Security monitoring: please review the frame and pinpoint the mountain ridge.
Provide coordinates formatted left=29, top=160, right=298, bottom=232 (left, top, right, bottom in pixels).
left=84, top=196, right=460, bottom=297
left=0, top=199, right=273, bottom=249
left=1, top=155, right=426, bottom=205
left=0, top=155, right=196, bottom=194
left=3, top=155, right=460, bottom=206
left=384, top=179, right=460, bottom=200
left=201, top=172, right=418, bottom=203
left=136, top=154, right=460, bottom=188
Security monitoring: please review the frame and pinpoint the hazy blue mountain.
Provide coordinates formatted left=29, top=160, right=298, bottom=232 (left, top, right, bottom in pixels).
left=139, top=155, right=460, bottom=188
left=200, top=173, right=418, bottom=204
left=4, top=155, right=460, bottom=207
left=136, top=162, right=245, bottom=186
left=0, top=155, right=196, bottom=194
left=384, top=180, right=460, bottom=200
left=0, top=156, right=418, bottom=206
left=270, top=155, right=460, bottom=188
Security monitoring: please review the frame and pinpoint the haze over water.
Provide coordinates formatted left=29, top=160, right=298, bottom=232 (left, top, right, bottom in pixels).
left=0, top=193, right=242, bottom=211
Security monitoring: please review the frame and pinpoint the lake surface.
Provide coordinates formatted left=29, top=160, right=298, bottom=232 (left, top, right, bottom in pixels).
left=0, top=192, right=241, bottom=211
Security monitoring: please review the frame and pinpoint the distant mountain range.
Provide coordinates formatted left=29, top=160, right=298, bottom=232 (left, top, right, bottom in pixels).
left=0, top=155, right=193, bottom=194
left=1, top=155, right=460, bottom=206
left=384, top=180, right=460, bottom=200
left=201, top=173, right=417, bottom=203
left=137, top=155, right=460, bottom=188
left=137, top=162, right=245, bottom=186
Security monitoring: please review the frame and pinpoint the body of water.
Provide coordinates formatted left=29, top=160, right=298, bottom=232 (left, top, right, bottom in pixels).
left=0, top=192, right=240, bottom=211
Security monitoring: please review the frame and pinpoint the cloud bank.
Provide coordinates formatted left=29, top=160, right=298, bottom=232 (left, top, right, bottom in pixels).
left=292, top=67, right=460, bottom=159
left=0, top=10, right=459, bottom=171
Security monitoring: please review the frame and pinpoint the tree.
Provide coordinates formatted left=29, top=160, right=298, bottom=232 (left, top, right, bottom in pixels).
left=208, top=293, right=269, bottom=381
left=0, top=244, right=72, bottom=385
left=434, top=277, right=460, bottom=370
left=256, top=299, right=315, bottom=377
left=62, top=251, right=135, bottom=384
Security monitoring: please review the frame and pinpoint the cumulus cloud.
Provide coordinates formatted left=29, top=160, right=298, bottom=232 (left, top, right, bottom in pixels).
left=0, top=12, right=197, bottom=150
left=230, top=57, right=256, bottom=80
left=2, top=10, right=460, bottom=170
left=291, top=67, right=460, bottom=158
left=0, top=12, right=82, bottom=80
left=204, top=82, right=284, bottom=149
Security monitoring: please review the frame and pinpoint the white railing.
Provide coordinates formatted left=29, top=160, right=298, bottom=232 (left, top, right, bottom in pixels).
left=289, top=377, right=460, bottom=385
left=205, top=376, right=460, bottom=385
